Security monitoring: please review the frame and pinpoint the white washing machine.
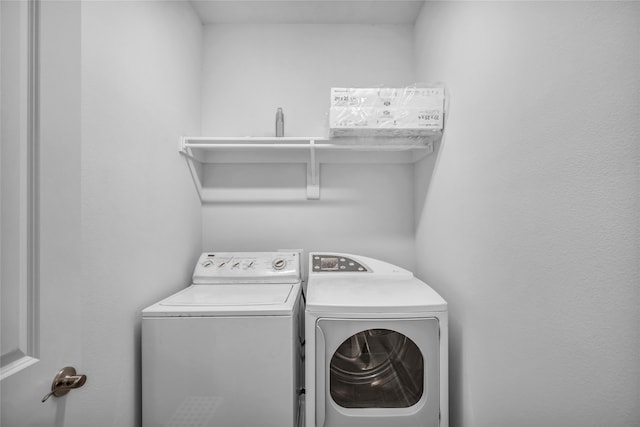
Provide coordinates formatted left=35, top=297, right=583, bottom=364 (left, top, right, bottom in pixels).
left=304, top=253, right=448, bottom=427
left=142, top=252, right=304, bottom=427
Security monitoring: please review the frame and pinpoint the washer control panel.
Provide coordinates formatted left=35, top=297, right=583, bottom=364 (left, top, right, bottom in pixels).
left=193, top=252, right=300, bottom=284
left=311, top=254, right=370, bottom=273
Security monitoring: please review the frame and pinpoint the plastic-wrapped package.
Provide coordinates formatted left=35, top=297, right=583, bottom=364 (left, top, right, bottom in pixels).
left=328, top=86, right=445, bottom=142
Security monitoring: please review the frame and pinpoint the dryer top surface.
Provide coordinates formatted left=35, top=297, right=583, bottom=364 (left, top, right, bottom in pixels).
left=306, top=253, right=447, bottom=314
left=306, top=276, right=446, bottom=313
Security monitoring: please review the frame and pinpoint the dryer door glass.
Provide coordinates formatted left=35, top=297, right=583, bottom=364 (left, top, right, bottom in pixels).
left=329, top=329, right=423, bottom=408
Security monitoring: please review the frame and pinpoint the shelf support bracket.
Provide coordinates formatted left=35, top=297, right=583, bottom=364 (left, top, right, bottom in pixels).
left=179, top=137, right=204, bottom=202
left=307, top=139, right=320, bottom=200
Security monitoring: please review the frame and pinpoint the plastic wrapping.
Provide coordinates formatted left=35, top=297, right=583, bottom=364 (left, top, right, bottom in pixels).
left=328, top=85, right=445, bottom=143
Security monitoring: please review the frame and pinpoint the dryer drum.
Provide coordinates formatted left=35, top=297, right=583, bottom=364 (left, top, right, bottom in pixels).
left=329, top=329, right=424, bottom=408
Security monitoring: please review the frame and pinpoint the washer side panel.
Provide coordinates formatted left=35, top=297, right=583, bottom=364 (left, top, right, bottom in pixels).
left=142, top=316, right=296, bottom=427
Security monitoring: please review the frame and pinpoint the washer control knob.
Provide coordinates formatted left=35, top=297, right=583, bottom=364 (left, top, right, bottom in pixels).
left=202, top=261, right=213, bottom=268
left=272, top=258, right=287, bottom=270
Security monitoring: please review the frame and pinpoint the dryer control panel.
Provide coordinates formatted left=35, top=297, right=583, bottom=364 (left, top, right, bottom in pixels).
left=311, top=254, right=370, bottom=272
left=193, top=252, right=300, bottom=284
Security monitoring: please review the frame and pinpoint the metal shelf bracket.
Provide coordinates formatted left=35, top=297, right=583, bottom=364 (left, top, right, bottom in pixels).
left=307, top=139, right=320, bottom=200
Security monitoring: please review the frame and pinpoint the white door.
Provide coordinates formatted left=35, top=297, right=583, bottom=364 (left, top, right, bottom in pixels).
left=315, top=318, right=440, bottom=427
left=1, top=1, right=85, bottom=425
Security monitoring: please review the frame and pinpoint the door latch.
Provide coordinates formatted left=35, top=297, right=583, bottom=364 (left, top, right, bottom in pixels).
left=41, top=367, right=87, bottom=402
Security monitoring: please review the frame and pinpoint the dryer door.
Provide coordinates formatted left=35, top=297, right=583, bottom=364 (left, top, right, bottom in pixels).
left=315, top=318, right=439, bottom=427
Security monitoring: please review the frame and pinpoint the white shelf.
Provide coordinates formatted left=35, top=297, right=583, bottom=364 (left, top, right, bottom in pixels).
left=179, top=136, right=434, bottom=202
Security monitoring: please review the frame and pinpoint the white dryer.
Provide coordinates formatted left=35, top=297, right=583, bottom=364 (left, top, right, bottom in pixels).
left=304, top=253, right=448, bottom=427
left=142, top=252, right=304, bottom=427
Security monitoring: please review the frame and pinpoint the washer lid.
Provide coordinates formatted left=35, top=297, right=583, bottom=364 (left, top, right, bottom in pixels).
left=142, top=283, right=299, bottom=317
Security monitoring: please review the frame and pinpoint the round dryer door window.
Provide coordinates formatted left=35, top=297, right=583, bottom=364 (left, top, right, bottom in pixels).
left=330, top=329, right=423, bottom=408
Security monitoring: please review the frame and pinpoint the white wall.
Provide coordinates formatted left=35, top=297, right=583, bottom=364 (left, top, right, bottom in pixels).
left=413, top=2, right=640, bottom=427
left=79, top=2, right=202, bottom=425
left=201, top=24, right=415, bottom=137
left=200, top=24, right=418, bottom=269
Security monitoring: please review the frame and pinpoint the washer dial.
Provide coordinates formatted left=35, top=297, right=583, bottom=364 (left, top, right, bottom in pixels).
left=272, top=258, right=287, bottom=270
